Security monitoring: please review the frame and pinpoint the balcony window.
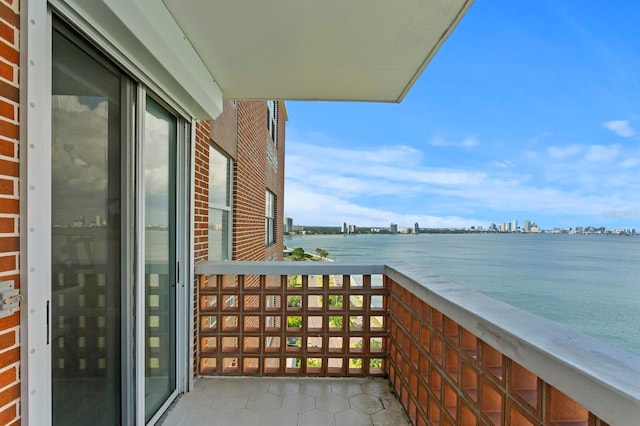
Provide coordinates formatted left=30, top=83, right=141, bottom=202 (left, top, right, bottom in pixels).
left=265, top=190, right=276, bottom=246
left=208, top=146, right=232, bottom=261
left=267, top=100, right=277, bottom=145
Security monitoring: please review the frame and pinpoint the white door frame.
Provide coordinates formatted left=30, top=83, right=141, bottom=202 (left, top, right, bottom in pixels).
left=21, top=3, right=192, bottom=424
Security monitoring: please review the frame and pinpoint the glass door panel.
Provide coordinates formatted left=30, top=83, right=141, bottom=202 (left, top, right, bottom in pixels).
left=143, top=97, right=177, bottom=421
left=51, top=28, right=122, bottom=425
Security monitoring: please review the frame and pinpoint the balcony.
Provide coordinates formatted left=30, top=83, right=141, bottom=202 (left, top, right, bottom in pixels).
left=165, top=261, right=640, bottom=425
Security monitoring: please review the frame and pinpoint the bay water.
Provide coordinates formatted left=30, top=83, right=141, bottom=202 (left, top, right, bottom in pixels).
left=285, top=233, right=640, bottom=355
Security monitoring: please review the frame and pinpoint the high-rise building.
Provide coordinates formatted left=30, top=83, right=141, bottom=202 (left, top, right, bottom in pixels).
left=390, top=223, right=398, bottom=234
left=341, top=222, right=347, bottom=233
left=284, top=217, right=293, bottom=234
left=414, top=222, right=420, bottom=234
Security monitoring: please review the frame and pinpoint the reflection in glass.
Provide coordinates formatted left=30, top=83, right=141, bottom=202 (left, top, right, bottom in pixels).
left=144, top=97, right=177, bottom=421
left=208, top=147, right=231, bottom=260
left=208, top=209, right=229, bottom=261
left=52, top=28, right=121, bottom=425
left=209, top=147, right=230, bottom=206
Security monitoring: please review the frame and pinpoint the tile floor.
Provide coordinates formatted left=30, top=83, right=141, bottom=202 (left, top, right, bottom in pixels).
left=159, top=377, right=410, bottom=426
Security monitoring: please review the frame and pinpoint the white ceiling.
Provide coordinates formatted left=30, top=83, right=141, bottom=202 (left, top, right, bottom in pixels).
left=163, top=0, right=473, bottom=102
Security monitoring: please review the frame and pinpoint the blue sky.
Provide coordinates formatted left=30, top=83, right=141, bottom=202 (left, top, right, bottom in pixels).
left=284, top=1, right=640, bottom=230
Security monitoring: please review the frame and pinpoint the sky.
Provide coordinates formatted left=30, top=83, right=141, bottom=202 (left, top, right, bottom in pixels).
left=283, top=1, right=640, bottom=230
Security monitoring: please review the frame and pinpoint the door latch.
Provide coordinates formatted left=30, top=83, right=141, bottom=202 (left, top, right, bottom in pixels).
left=0, top=281, right=21, bottom=318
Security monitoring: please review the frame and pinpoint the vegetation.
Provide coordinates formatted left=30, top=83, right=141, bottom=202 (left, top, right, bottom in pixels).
left=289, top=247, right=312, bottom=261
left=287, top=316, right=302, bottom=328
left=315, top=248, right=329, bottom=259
left=349, top=339, right=383, bottom=369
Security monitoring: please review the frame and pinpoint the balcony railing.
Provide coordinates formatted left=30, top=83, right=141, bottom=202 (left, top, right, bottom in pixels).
left=195, top=261, right=640, bottom=426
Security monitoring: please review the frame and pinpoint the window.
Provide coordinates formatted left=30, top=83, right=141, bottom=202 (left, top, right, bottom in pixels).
left=265, top=190, right=276, bottom=246
left=267, top=100, right=277, bottom=144
left=209, top=146, right=232, bottom=260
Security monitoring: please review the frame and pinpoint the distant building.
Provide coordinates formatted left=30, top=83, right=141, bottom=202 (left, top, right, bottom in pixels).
left=399, top=227, right=410, bottom=234
left=524, top=220, right=531, bottom=232
left=389, top=223, right=398, bottom=234
left=348, top=224, right=357, bottom=234
left=341, top=222, right=347, bottom=233
left=284, top=217, right=293, bottom=233
left=414, top=222, right=420, bottom=234
left=512, top=220, right=518, bottom=232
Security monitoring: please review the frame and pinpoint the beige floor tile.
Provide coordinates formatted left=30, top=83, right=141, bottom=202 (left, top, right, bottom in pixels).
left=161, top=377, right=405, bottom=426
left=335, top=410, right=374, bottom=426
left=315, top=393, right=350, bottom=413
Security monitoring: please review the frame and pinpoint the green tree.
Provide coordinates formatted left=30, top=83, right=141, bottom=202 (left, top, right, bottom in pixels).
left=291, top=247, right=307, bottom=261
left=315, top=248, right=329, bottom=259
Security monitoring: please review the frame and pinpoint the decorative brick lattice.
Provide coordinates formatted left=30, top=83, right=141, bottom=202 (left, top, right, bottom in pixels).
left=387, top=278, right=609, bottom=426
left=198, top=273, right=387, bottom=377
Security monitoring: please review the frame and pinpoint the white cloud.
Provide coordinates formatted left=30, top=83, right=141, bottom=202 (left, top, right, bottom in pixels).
left=492, top=160, right=515, bottom=169
left=603, top=120, right=635, bottom=138
left=584, top=144, right=621, bottom=162
left=286, top=141, right=486, bottom=200
left=547, top=145, right=581, bottom=159
left=284, top=130, right=640, bottom=228
left=284, top=182, right=483, bottom=228
left=619, top=158, right=640, bottom=169
left=429, top=136, right=480, bottom=148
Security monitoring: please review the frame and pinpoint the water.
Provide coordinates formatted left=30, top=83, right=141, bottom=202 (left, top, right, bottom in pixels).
left=285, top=233, right=640, bottom=355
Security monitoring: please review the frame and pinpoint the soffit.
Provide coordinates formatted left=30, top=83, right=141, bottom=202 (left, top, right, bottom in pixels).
left=163, top=0, right=473, bottom=102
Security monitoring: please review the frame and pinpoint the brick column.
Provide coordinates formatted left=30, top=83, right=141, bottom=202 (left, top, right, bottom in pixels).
left=0, top=1, right=20, bottom=424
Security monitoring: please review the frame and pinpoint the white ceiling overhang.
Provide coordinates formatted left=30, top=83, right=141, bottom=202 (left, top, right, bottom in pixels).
left=164, top=0, right=473, bottom=102
left=56, top=0, right=472, bottom=118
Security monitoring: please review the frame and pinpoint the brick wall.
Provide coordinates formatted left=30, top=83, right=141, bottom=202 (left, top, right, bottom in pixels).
left=272, top=102, right=285, bottom=261
left=0, top=1, right=19, bottom=424
left=193, top=120, right=210, bottom=376
left=194, top=120, right=211, bottom=266
left=233, top=101, right=270, bottom=261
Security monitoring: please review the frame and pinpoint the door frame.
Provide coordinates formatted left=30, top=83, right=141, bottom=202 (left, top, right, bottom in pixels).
left=21, top=4, right=192, bottom=425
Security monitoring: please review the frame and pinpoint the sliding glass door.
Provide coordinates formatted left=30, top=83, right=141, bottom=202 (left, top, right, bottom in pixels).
left=143, top=98, right=178, bottom=422
left=52, top=27, right=123, bottom=426
left=51, top=21, right=186, bottom=425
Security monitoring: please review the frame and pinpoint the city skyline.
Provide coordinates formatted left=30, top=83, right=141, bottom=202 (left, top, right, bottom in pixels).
left=284, top=1, right=640, bottom=230
left=285, top=217, right=636, bottom=234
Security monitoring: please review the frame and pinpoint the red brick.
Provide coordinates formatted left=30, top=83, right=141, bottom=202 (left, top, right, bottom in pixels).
left=0, top=59, right=12, bottom=83
left=0, top=139, right=13, bottom=157
left=0, top=19, right=14, bottom=46
left=0, top=365, right=16, bottom=388
left=0, top=311, right=18, bottom=329
left=0, top=3, right=18, bottom=28
left=0, top=79, right=17, bottom=103
left=0, top=158, right=17, bottom=176
left=0, top=178, right=12, bottom=194
left=0, top=329, right=14, bottom=350
left=0, top=118, right=17, bottom=140
left=0, top=41, right=17, bottom=65
left=0, top=254, right=14, bottom=271
left=0, top=217, right=12, bottom=233
left=0, top=197, right=18, bottom=213
left=0, top=236, right=18, bottom=251
left=0, top=383, right=19, bottom=410
left=0, top=347, right=18, bottom=370
left=0, top=403, right=17, bottom=426
left=0, top=98, right=13, bottom=120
